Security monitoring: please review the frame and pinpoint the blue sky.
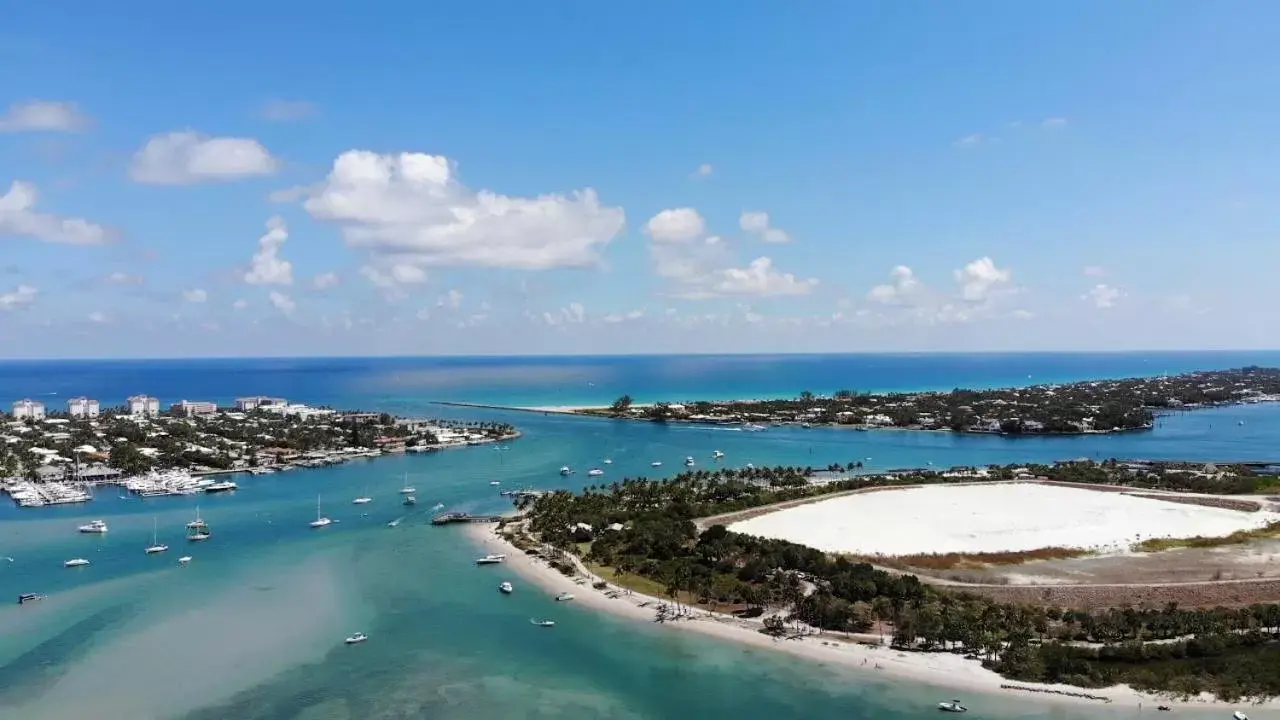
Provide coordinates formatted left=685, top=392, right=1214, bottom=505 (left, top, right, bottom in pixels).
left=1, top=2, right=1277, bottom=357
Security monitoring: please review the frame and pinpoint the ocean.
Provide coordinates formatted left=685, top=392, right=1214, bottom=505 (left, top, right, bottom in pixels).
left=1, top=352, right=1277, bottom=720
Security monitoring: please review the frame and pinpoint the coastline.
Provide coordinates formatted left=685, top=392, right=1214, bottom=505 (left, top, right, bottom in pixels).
left=463, top=522, right=1274, bottom=713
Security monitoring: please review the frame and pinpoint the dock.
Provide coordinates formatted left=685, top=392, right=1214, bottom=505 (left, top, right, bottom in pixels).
left=431, top=512, right=505, bottom=525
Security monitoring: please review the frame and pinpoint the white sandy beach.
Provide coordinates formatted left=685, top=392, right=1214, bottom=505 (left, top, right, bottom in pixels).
left=728, top=483, right=1280, bottom=556
left=464, top=523, right=1271, bottom=714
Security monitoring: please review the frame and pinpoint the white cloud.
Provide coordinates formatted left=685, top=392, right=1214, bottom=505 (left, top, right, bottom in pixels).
left=738, top=211, right=791, bottom=243
left=391, top=264, right=426, bottom=284
left=129, top=130, right=279, bottom=185
left=1083, top=265, right=1105, bottom=277
left=954, top=257, right=1012, bottom=303
left=0, top=100, right=91, bottom=132
left=1082, top=283, right=1122, bottom=309
left=312, top=272, right=339, bottom=290
left=437, top=289, right=464, bottom=309
left=709, top=257, right=817, bottom=297
left=603, top=309, right=645, bottom=323
left=232, top=299, right=249, bottom=310
left=1010, top=309, right=1035, bottom=320
left=1042, top=117, right=1069, bottom=128
left=644, top=207, right=705, bottom=243
left=243, top=216, right=293, bottom=285
left=543, top=302, right=586, bottom=325
left=259, top=99, right=316, bottom=122
left=87, top=311, right=107, bottom=324
left=0, top=284, right=36, bottom=310
left=105, top=271, right=144, bottom=285
left=0, top=181, right=112, bottom=245
left=301, top=150, right=624, bottom=270
left=267, top=291, right=296, bottom=316
left=955, top=133, right=983, bottom=147
left=693, top=163, right=713, bottom=178
left=182, top=288, right=208, bottom=303
left=268, top=185, right=312, bottom=203
left=867, top=265, right=920, bottom=305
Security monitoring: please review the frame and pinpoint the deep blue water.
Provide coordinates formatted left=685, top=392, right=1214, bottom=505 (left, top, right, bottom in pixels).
left=0, top=353, right=1276, bottom=720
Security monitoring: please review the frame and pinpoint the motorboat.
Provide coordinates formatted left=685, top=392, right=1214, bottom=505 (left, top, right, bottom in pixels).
left=587, top=469, right=604, bottom=477
left=204, top=480, right=238, bottom=493
left=344, top=632, right=368, bottom=645
left=650, top=461, right=662, bottom=467
left=17, top=593, right=44, bottom=604
left=78, top=519, right=108, bottom=534
left=310, top=495, right=332, bottom=528
left=145, top=517, right=169, bottom=554
left=403, top=495, right=417, bottom=506
left=684, top=456, right=695, bottom=466
left=559, top=466, right=572, bottom=476
left=742, top=423, right=766, bottom=432
left=475, top=554, right=507, bottom=565
left=603, top=459, right=612, bottom=465
left=489, top=480, right=501, bottom=486
left=499, top=581, right=514, bottom=594
left=352, top=496, right=372, bottom=505
left=178, top=556, right=192, bottom=565
left=1234, top=712, right=1250, bottom=720
left=937, top=700, right=968, bottom=713
left=529, top=619, right=555, bottom=627
left=555, top=592, right=575, bottom=602
left=712, top=450, right=725, bottom=459
left=64, top=558, right=90, bottom=568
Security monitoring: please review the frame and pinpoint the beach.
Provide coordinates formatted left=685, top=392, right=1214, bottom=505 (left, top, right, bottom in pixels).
left=465, top=521, right=1275, bottom=714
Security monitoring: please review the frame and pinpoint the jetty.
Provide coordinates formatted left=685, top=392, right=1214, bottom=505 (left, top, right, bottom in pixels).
left=431, top=512, right=505, bottom=525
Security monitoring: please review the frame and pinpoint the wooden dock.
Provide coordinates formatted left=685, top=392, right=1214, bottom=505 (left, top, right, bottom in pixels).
left=431, top=512, right=504, bottom=525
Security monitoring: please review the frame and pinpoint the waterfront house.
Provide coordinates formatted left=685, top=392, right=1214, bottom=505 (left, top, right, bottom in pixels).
left=173, top=400, right=218, bottom=417
left=67, top=397, right=100, bottom=418
left=235, top=396, right=287, bottom=411
left=11, top=399, right=45, bottom=420
left=127, top=395, right=160, bottom=417
left=374, top=437, right=407, bottom=453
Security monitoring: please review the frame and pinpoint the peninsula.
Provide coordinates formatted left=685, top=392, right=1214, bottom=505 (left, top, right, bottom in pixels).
left=491, top=460, right=1280, bottom=705
left=574, top=366, right=1280, bottom=435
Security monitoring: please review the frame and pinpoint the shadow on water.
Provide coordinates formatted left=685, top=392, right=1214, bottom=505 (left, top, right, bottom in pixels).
left=0, top=602, right=136, bottom=703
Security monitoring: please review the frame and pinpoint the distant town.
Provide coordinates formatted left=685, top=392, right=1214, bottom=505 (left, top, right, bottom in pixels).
left=581, top=366, right=1280, bottom=435
left=0, top=394, right=518, bottom=508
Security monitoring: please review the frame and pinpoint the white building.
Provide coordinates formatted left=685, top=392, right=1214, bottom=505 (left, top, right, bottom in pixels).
left=235, top=396, right=287, bottom=411
left=11, top=399, right=46, bottom=420
left=127, top=395, right=160, bottom=418
left=173, top=400, right=218, bottom=417
left=67, top=397, right=100, bottom=419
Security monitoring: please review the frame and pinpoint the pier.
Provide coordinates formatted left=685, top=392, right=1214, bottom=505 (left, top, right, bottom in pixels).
left=431, top=512, right=505, bottom=525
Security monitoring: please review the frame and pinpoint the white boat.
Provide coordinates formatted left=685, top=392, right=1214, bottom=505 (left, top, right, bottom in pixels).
left=145, top=517, right=169, bottom=554
left=587, top=469, right=604, bottom=477
left=352, top=487, right=372, bottom=505
left=187, top=521, right=211, bottom=542
left=399, top=473, right=416, bottom=494
left=310, top=495, right=332, bottom=528
left=1234, top=712, right=1250, bottom=720
left=530, top=618, right=555, bottom=627
left=186, top=507, right=206, bottom=529
left=64, top=558, right=90, bottom=568
left=178, top=556, right=192, bottom=565
left=555, top=592, right=575, bottom=602
left=603, top=459, right=612, bottom=465
left=742, top=423, right=766, bottom=432
left=489, top=480, right=501, bottom=486
left=78, top=519, right=108, bottom=534
left=650, top=461, right=662, bottom=467
left=204, top=480, right=238, bottom=493
left=937, top=700, right=968, bottom=713
left=684, top=456, right=695, bottom=466
left=475, top=554, right=507, bottom=565
left=498, top=581, right=513, bottom=594
left=713, top=450, right=725, bottom=459
left=344, top=632, right=368, bottom=645
left=559, top=466, right=572, bottom=476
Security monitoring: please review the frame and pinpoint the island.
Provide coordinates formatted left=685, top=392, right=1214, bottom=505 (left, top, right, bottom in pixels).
left=1, top=394, right=518, bottom=507
left=574, top=366, right=1280, bottom=435
left=485, top=459, right=1280, bottom=705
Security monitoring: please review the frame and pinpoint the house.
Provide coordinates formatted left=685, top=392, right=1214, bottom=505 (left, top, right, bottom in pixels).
left=235, top=396, right=287, bottom=411
left=127, top=395, right=160, bottom=417
left=11, top=399, right=45, bottom=420
left=173, top=400, right=218, bottom=417
left=374, top=437, right=406, bottom=453
left=67, top=397, right=100, bottom=418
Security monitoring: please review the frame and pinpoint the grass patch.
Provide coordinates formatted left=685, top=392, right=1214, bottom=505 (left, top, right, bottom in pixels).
left=1132, top=521, right=1280, bottom=553
left=582, top=560, right=701, bottom=605
left=882, top=547, right=1092, bottom=570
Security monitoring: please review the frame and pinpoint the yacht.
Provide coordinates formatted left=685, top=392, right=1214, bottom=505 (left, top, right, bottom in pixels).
left=403, top=495, right=417, bottom=506
left=742, top=423, right=766, bottom=432
left=145, top=517, right=169, bottom=554
left=602, top=459, right=612, bottom=465
left=650, top=461, right=662, bottom=467
left=310, top=495, right=332, bottom=528
left=937, top=700, right=968, bottom=713
left=344, top=632, right=368, bottom=645
left=1234, top=712, right=1250, bottom=720
left=684, top=456, right=695, bottom=466
left=587, top=469, right=604, bottom=477
left=399, top=473, right=416, bottom=494
left=475, top=554, right=507, bottom=565
left=178, top=555, right=192, bottom=565
left=64, top=558, right=90, bottom=568
left=18, top=593, right=44, bottom=604
left=555, top=592, right=575, bottom=602
left=78, top=519, right=109, bottom=534
left=204, top=480, right=238, bottom=493
left=498, top=581, right=514, bottom=594
left=352, top=495, right=372, bottom=505
left=489, top=480, right=501, bottom=486
left=529, top=619, right=555, bottom=627
left=187, top=522, right=211, bottom=542
left=559, top=466, right=572, bottom=476
left=186, top=507, right=206, bottom=530
left=712, top=450, right=725, bottom=459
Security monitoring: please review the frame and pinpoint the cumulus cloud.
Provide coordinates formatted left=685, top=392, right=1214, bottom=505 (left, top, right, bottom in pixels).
left=1083, top=283, right=1122, bottom=309
left=130, top=130, right=279, bottom=185
left=87, top=311, right=107, bottom=324
left=259, top=99, right=316, bottom=122
left=312, top=272, right=339, bottom=290
left=301, top=150, right=624, bottom=270
left=542, top=302, right=586, bottom=325
left=693, top=163, right=713, bottom=178
left=0, top=100, right=92, bottom=132
left=105, top=271, right=144, bottom=285
left=232, top=299, right=249, bottom=310
left=268, top=291, right=295, bottom=316
left=243, top=216, right=293, bottom=285
left=738, top=211, right=791, bottom=243
left=954, top=257, right=1012, bottom=303
left=0, top=284, right=37, bottom=310
left=955, top=133, right=983, bottom=147
left=644, top=207, right=705, bottom=243
left=708, top=257, right=816, bottom=297
left=437, top=289, right=464, bottom=309
left=867, top=265, right=919, bottom=305
left=0, top=181, right=112, bottom=245
left=603, top=309, right=645, bottom=323
left=182, top=288, right=208, bottom=303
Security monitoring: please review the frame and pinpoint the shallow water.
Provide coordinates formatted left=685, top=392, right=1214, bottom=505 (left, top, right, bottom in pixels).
left=0, top=355, right=1276, bottom=719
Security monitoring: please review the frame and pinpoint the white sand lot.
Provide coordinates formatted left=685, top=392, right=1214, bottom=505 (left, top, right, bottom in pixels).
left=727, top=483, right=1280, bottom=556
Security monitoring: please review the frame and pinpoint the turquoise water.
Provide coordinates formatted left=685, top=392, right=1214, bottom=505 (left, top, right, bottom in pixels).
left=1, top=354, right=1277, bottom=718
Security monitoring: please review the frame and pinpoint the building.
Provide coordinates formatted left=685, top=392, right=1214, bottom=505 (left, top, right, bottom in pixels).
left=235, top=396, right=287, bottom=411
left=173, top=400, right=218, bottom=417
left=127, top=395, right=160, bottom=418
left=67, top=397, right=100, bottom=419
left=11, top=399, right=45, bottom=420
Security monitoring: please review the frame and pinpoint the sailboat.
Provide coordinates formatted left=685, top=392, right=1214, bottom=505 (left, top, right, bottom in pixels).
left=399, top=473, right=416, bottom=495
left=309, top=495, right=332, bottom=528
left=145, top=518, right=169, bottom=554
left=186, top=506, right=206, bottom=529
left=187, top=514, right=211, bottom=541
left=352, top=486, right=372, bottom=505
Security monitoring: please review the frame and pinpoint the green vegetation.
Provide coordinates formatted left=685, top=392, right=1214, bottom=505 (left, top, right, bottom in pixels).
left=523, top=464, right=1280, bottom=701
left=1133, top=521, right=1280, bottom=553
left=882, top=547, right=1093, bottom=571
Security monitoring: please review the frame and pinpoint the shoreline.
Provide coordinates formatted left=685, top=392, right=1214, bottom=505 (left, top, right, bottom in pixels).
left=463, top=522, right=1274, bottom=713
